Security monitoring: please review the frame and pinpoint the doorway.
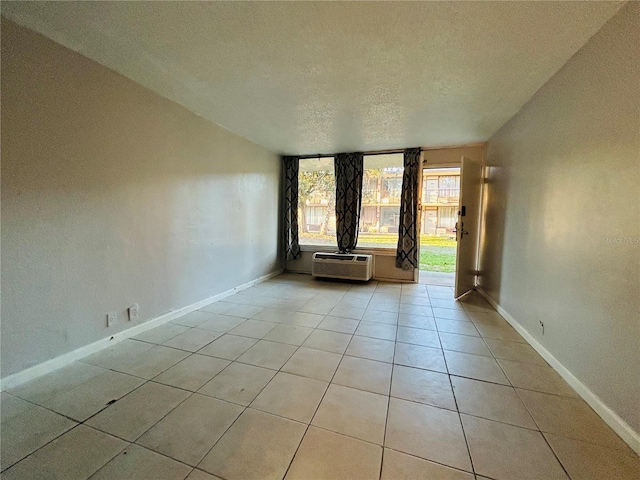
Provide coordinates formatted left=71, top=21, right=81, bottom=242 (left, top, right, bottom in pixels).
left=418, top=166, right=460, bottom=286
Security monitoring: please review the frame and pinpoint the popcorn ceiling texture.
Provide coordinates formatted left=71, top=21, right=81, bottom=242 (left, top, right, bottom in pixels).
left=1, top=1, right=624, bottom=154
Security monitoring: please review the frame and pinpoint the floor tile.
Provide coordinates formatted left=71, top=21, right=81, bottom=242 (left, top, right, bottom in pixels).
left=162, top=328, right=222, bottom=352
left=332, top=355, right=392, bottom=395
left=283, top=311, right=325, bottom=328
left=474, top=322, right=525, bottom=343
left=153, top=354, right=230, bottom=391
left=225, top=304, right=264, bottom=318
left=368, top=301, right=401, bottom=313
left=336, top=296, right=370, bottom=309
left=1, top=425, right=126, bottom=480
left=282, top=347, right=342, bottom=382
left=86, top=382, right=190, bottom=441
left=199, top=301, right=235, bottom=314
left=385, top=398, right=472, bottom=472
left=400, top=295, right=432, bottom=306
left=429, top=298, right=467, bottom=311
left=355, top=322, right=397, bottom=341
left=396, top=326, right=440, bottom=348
left=0, top=393, right=35, bottom=421
left=397, top=313, right=437, bottom=330
left=225, top=293, right=275, bottom=308
left=299, top=300, right=335, bottom=315
left=137, top=394, right=243, bottom=466
left=391, top=365, right=456, bottom=410
left=362, top=309, right=398, bottom=325
left=134, top=323, right=191, bottom=344
left=432, top=308, right=470, bottom=321
left=461, top=414, right=568, bottom=479
left=285, top=426, right=382, bottom=480
left=438, top=332, right=492, bottom=357
left=381, top=448, right=474, bottom=480
left=466, top=310, right=505, bottom=323
left=517, top=389, right=632, bottom=452
left=186, top=469, right=223, bottom=480
left=1, top=404, right=77, bottom=468
left=499, top=359, right=577, bottom=397
left=236, top=340, right=298, bottom=370
left=228, top=319, right=277, bottom=339
left=8, top=361, right=105, bottom=405
left=82, top=339, right=153, bottom=370
left=399, top=303, right=433, bottom=316
left=444, top=350, right=510, bottom=385
left=199, top=408, right=306, bottom=480
left=251, top=372, right=328, bottom=423
left=40, top=370, right=145, bottom=421
left=544, top=433, right=640, bottom=480
left=113, top=345, right=191, bottom=379
left=328, top=305, right=365, bottom=320
left=264, top=324, right=314, bottom=345
left=317, top=315, right=360, bottom=334
left=450, top=376, right=536, bottom=429
left=302, top=329, right=352, bottom=354
left=394, top=343, right=447, bottom=373
left=199, top=362, right=275, bottom=406
left=197, top=314, right=246, bottom=333
left=485, top=338, right=546, bottom=365
left=346, top=336, right=395, bottom=363
left=312, top=384, right=388, bottom=444
left=436, top=319, right=479, bottom=336
left=252, top=308, right=294, bottom=323
left=197, top=334, right=258, bottom=360
left=90, top=443, right=192, bottom=480
left=171, top=310, right=216, bottom=327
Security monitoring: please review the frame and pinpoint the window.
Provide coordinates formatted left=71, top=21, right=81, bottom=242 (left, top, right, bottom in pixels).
left=438, top=206, right=458, bottom=229
left=298, top=157, right=336, bottom=245
left=358, top=153, right=404, bottom=248
left=298, top=153, right=405, bottom=249
left=439, top=175, right=460, bottom=199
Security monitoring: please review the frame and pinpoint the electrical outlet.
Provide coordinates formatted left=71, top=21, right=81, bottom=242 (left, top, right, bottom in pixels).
left=107, top=312, right=116, bottom=327
left=539, top=320, right=545, bottom=335
left=128, top=304, right=139, bottom=322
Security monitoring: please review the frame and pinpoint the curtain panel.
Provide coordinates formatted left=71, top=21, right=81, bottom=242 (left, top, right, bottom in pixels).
left=334, top=152, right=364, bottom=253
left=283, top=155, right=301, bottom=260
left=396, top=147, right=421, bottom=270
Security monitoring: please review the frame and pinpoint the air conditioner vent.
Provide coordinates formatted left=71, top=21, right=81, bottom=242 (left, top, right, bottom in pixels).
left=312, top=252, right=373, bottom=281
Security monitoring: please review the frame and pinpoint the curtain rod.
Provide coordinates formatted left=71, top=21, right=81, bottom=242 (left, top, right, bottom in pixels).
left=297, top=147, right=422, bottom=160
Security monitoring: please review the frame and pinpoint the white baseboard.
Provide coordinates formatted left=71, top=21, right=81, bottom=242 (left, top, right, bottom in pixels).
left=476, top=286, right=640, bottom=455
left=0, top=269, right=283, bottom=392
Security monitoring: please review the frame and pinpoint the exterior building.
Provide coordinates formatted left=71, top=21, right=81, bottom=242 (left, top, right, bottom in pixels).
left=301, top=167, right=460, bottom=238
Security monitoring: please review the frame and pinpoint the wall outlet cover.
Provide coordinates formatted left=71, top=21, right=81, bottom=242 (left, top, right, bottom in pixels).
left=107, top=312, right=116, bottom=327
left=128, top=304, right=139, bottom=322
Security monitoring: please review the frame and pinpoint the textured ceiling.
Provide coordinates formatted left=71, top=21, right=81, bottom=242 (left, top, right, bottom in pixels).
left=1, top=1, right=624, bottom=155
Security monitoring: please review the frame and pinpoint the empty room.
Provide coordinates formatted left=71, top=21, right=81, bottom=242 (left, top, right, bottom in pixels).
left=1, top=2, right=638, bottom=480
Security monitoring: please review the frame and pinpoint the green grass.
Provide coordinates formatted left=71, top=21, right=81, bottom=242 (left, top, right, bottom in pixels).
left=419, top=246, right=457, bottom=273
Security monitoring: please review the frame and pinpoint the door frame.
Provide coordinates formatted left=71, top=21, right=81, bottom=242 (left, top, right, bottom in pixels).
left=414, top=159, right=462, bottom=283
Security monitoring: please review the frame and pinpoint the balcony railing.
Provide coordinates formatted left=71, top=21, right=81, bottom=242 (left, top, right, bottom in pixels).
left=422, top=189, right=460, bottom=204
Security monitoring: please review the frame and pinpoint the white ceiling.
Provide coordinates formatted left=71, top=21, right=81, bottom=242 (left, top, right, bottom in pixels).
left=2, top=1, right=624, bottom=155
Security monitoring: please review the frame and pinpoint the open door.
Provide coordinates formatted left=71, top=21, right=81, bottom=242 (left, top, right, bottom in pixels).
left=454, top=156, right=482, bottom=298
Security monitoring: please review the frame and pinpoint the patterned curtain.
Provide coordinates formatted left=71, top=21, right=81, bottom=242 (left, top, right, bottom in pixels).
left=396, top=147, right=421, bottom=270
left=334, top=152, right=364, bottom=253
left=283, top=156, right=301, bottom=260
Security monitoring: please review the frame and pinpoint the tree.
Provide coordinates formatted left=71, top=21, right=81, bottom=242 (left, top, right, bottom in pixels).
left=298, top=171, right=335, bottom=234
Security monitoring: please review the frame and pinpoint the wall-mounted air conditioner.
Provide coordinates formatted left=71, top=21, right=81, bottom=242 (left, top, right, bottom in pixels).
left=311, top=252, right=373, bottom=281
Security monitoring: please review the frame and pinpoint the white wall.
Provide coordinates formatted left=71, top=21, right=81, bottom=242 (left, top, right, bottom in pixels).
left=0, top=19, right=282, bottom=378
left=479, top=2, right=639, bottom=436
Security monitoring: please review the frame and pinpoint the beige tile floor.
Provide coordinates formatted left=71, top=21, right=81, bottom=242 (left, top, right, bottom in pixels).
left=1, top=273, right=639, bottom=480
